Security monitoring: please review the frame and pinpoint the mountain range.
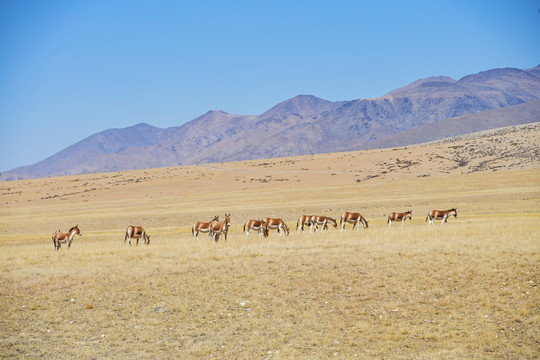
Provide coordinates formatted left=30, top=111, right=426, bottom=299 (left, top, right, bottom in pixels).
left=2, top=66, right=540, bottom=180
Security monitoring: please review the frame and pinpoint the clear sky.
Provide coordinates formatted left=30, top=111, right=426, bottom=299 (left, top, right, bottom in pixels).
left=0, top=0, right=539, bottom=172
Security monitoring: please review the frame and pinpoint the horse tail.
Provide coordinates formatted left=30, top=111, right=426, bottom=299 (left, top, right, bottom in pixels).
left=243, top=223, right=246, bottom=232
left=426, top=213, right=429, bottom=222
left=387, top=215, right=391, bottom=225
left=191, top=226, right=194, bottom=235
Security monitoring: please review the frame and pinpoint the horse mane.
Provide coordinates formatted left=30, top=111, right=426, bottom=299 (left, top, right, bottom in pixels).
left=68, top=225, right=77, bottom=232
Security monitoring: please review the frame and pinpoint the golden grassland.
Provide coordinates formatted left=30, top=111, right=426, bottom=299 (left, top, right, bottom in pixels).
left=0, top=219, right=538, bottom=359
left=1, top=126, right=539, bottom=359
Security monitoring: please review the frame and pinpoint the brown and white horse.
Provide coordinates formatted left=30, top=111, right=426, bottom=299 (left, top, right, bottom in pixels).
left=296, top=215, right=314, bottom=232
left=52, top=225, right=82, bottom=251
left=388, top=210, right=412, bottom=227
left=340, top=212, right=368, bottom=231
left=125, top=225, right=150, bottom=245
left=244, top=219, right=269, bottom=238
left=209, top=214, right=230, bottom=242
left=309, top=215, right=338, bottom=232
left=192, top=216, right=219, bottom=240
left=426, top=209, right=458, bottom=225
left=264, top=218, right=289, bottom=236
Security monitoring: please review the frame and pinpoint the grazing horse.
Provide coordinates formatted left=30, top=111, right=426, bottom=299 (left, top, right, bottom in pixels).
left=340, top=212, right=369, bottom=231
left=192, top=216, right=219, bottom=240
left=388, top=210, right=412, bottom=227
left=209, top=214, right=230, bottom=242
left=426, top=209, right=458, bottom=225
left=264, top=218, right=289, bottom=236
left=309, top=215, right=338, bottom=232
left=124, top=225, right=150, bottom=245
left=296, top=215, right=314, bottom=232
left=244, top=219, right=269, bottom=238
left=52, top=225, right=82, bottom=251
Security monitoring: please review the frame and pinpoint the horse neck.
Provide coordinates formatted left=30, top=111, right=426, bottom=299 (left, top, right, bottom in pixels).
left=68, top=229, right=78, bottom=240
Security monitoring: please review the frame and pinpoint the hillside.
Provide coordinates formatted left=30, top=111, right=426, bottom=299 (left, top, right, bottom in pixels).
left=357, top=100, right=540, bottom=150
left=2, top=66, right=540, bottom=180
left=2, top=122, right=538, bottom=215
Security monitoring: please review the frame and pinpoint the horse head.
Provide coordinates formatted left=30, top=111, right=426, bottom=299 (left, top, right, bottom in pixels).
left=69, top=225, right=82, bottom=236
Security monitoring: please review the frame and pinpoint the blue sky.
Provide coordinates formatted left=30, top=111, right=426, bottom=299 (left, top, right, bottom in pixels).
left=1, top=0, right=539, bottom=171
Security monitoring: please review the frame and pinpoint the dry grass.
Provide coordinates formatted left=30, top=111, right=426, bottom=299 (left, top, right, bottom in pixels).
left=0, top=218, right=538, bottom=359
left=1, top=128, right=539, bottom=358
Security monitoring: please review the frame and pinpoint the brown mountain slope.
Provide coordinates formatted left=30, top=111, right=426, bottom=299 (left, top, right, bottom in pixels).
left=2, top=122, right=538, bottom=211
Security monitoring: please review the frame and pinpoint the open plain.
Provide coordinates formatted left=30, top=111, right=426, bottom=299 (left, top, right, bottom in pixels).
left=1, top=123, right=539, bottom=359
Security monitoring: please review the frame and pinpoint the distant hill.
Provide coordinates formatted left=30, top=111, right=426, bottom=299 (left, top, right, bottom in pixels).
left=356, top=100, right=540, bottom=150
left=2, top=66, right=540, bottom=180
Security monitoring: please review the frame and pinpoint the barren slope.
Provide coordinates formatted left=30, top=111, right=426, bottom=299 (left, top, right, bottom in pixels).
left=1, top=122, right=538, bottom=235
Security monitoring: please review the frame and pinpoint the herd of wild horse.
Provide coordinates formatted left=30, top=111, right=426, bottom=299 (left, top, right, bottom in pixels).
left=51, top=209, right=458, bottom=250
